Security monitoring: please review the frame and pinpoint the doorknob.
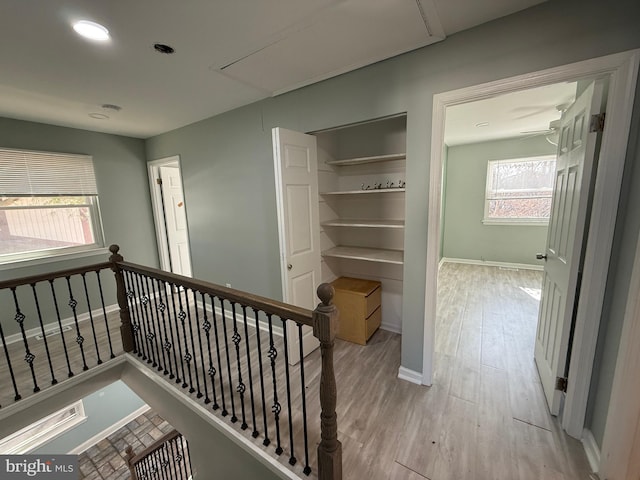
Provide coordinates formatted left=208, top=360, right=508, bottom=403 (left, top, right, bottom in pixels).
left=536, top=253, right=548, bottom=260
left=287, top=263, right=293, bottom=270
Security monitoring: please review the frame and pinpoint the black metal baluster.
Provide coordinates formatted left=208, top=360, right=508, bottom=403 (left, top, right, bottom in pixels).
left=134, top=462, right=142, bottom=480
left=168, top=437, right=180, bottom=480
left=48, top=280, right=73, bottom=378
left=230, top=302, right=248, bottom=430
left=281, top=318, right=296, bottom=465
left=176, top=288, right=194, bottom=391
left=137, top=273, right=159, bottom=367
left=95, top=270, right=115, bottom=359
left=168, top=284, right=186, bottom=385
left=253, top=308, right=270, bottom=446
left=197, top=292, right=213, bottom=404
left=81, top=273, right=102, bottom=365
left=11, top=288, right=40, bottom=392
left=154, top=450, right=164, bottom=480
left=219, top=298, right=237, bottom=422
left=267, top=313, right=283, bottom=455
left=186, top=439, right=194, bottom=478
left=185, top=289, right=203, bottom=398
left=0, top=311, right=21, bottom=401
left=209, top=294, right=226, bottom=413
left=159, top=443, right=170, bottom=480
left=30, top=283, right=57, bottom=385
left=242, top=305, right=258, bottom=437
left=140, top=456, right=149, bottom=480
left=297, top=323, right=311, bottom=475
left=125, top=270, right=146, bottom=359
left=156, top=279, right=176, bottom=380
left=178, top=436, right=190, bottom=480
left=65, top=277, right=89, bottom=371
left=146, top=275, right=167, bottom=373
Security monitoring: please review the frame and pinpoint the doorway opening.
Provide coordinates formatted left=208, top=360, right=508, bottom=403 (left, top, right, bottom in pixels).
left=148, top=156, right=193, bottom=278
left=423, top=50, right=640, bottom=446
left=436, top=80, right=579, bottom=433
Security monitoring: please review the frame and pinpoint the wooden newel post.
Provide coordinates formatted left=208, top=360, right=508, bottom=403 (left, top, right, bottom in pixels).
left=124, top=445, right=138, bottom=480
left=109, top=244, right=135, bottom=353
left=313, top=283, right=342, bottom=480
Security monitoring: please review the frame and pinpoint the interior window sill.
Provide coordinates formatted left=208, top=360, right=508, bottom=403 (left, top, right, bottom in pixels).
left=0, top=247, right=110, bottom=272
left=482, top=219, right=549, bottom=227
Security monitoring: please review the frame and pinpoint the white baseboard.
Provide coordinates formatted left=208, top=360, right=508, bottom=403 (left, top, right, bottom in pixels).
left=380, top=322, right=402, bottom=334
left=5, top=304, right=119, bottom=345
left=582, top=428, right=601, bottom=474
left=397, top=366, right=423, bottom=385
left=438, top=257, right=445, bottom=270
left=441, top=257, right=544, bottom=271
left=69, top=404, right=151, bottom=454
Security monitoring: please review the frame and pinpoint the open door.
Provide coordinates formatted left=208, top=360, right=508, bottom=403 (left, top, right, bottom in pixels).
left=534, top=81, right=604, bottom=415
left=272, top=127, right=321, bottom=365
left=149, top=157, right=193, bottom=278
left=159, top=165, right=192, bottom=277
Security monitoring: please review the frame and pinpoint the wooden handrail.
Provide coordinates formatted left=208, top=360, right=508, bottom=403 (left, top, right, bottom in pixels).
left=126, top=429, right=182, bottom=466
left=111, top=247, right=314, bottom=327
left=0, top=262, right=112, bottom=290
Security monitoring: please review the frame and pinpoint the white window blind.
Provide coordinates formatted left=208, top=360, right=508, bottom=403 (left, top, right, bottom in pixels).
left=0, top=148, right=98, bottom=196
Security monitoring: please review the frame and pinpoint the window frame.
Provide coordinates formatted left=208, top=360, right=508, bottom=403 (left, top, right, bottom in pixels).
left=0, top=148, right=105, bottom=265
left=0, top=400, right=87, bottom=454
left=482, top=154, right=556, bottom=226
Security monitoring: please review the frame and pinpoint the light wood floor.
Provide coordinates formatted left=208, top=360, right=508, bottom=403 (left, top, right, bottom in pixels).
left=329, top=262, right=591, bottom=479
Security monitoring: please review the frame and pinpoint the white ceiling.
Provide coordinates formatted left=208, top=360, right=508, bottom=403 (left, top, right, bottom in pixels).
left=444, top=82, right=578, bottom=146
left=0, top=0, right=546, bottom=139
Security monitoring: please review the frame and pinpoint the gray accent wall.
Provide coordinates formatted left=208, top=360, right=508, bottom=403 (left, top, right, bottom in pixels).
left=32, top=380, right=146, bottom=454
left=442, top=136, right=556, bottom=265
left=0, top=117, right=158, bottom=337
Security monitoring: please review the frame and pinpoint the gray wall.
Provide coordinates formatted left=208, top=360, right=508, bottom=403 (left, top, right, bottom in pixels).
left=33, top=380, right=146, bottom=454
left=0, top=117, right=158, bottom=337
left=442, top=136, right=555, bottom=265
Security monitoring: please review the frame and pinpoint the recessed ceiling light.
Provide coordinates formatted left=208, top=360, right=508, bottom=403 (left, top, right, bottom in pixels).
left=89, top=113, right=109, bottom=120
left=73, top=21, right=110, bottom=42
left=475, top=122, right=490, bottom=128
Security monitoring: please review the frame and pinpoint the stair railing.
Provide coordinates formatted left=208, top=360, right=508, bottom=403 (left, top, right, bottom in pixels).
left=109, top=245, right=342, bottom=479
left=0, top=245, right=341, bottom=479
left=125, top=429, right=192, bottom=480
left=0, top=261, right=118, bottom=406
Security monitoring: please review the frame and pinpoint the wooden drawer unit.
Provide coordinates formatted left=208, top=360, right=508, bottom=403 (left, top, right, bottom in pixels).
left=332, top=277, right=382, bottom=345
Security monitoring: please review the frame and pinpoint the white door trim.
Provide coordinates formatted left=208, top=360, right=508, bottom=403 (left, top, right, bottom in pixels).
left=423, top=50, right=640, bottom=438
left=598, top=225, right=640, bottom=479
left=148, top=156, right=187, bottom=273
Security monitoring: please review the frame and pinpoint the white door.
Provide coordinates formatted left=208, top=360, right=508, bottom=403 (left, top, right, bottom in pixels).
left=159, top=165, right=192, bottom=277
left=534, top=81, right=604, bottom=415
left=272, top=127, right=321, bottom=365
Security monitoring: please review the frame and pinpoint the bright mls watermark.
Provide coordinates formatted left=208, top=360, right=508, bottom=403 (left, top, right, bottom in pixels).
left=0, top=455, right=77, bottom=479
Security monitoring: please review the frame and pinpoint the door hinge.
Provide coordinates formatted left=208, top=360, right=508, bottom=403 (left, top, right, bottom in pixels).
left=156, top=178, right=163, bottom=185
left=590, top=113, right=606, bottom=133
left=555, top=376, right=568, bottom=393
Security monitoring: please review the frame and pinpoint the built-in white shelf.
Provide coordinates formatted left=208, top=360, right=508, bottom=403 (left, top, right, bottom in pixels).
left=321, top=246, right=404, bottom=265
left=321, top=188, right=405, bottom=196
left=321, top=219, right=405, bottom=229
left=325, top=153, right=406, bottom=166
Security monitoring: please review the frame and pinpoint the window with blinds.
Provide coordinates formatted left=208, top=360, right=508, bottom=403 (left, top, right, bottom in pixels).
left=0, top=148, right=105, bottom=263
